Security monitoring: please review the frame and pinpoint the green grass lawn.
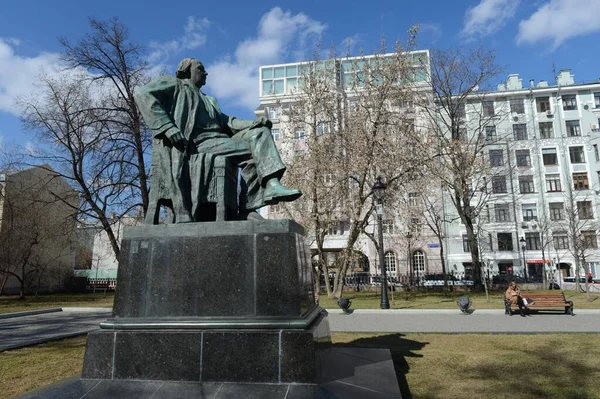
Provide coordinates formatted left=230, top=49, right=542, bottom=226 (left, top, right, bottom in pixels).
left=2, top=289, right=597, bottom=315
left=3, top=333, right=599, bottom=399
left=0, top=292, right=114, bottom=314
left=319, top=289, right=600, bottom=310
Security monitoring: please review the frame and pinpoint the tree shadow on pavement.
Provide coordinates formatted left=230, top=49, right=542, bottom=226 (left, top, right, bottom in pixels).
left=331, top=333, right=427, bottom=399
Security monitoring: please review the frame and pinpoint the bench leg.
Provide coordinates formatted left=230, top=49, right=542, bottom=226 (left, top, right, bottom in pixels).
left=567, top=301, right=574, bottom=316
left=504, top=300, right=512, bottom=315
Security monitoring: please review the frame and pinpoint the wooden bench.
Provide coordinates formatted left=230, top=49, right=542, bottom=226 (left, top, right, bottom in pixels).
left=504, top=291, right=574, bottom=315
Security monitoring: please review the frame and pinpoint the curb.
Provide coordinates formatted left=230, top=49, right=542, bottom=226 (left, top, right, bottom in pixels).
left=324, top=308, right=600, bottom=315
left=0, top=308, right=63, bottom=320
left=60, top=307, right=112, bottom=313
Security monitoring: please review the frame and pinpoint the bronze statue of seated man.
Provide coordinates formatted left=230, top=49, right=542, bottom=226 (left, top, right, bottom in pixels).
left=135, top=58, right=301, bottom=223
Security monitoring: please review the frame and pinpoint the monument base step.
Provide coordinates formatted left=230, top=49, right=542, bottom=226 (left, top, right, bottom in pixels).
left=18, top=348, right=402, bottom=399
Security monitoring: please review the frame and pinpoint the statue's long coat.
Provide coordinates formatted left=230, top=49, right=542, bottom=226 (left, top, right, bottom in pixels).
left=135, top=76, right=284, bottom=220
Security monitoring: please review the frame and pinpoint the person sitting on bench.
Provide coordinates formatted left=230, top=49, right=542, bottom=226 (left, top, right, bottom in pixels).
left=505, top=281, right=526, bottom=317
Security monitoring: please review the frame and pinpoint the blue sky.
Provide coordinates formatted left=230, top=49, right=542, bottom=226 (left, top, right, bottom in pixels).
left=1, top=0, right=600, bottom=148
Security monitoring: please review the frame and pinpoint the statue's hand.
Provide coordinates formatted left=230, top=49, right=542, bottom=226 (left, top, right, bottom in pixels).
left=167, top=129, right=186, bottom=148
left=257, top=117, right=273, bottom=129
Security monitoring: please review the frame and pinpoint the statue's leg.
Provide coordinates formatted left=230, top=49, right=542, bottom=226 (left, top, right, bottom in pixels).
left=170, top=147, right=194, bottom=223
left=193, top=135, right=263, bottom=211
left=231, top=126, right=286, bottom=182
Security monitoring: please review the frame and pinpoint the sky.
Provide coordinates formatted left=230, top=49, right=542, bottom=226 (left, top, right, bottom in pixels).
left=1, top=0, right=600, bottom=148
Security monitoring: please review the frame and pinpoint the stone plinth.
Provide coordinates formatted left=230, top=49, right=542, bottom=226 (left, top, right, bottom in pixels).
left=82, top=220, right=330, bottom=384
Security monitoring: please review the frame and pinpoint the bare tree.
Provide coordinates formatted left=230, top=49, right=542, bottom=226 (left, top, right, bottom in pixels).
left=564, top=189, right=596, bottom=301
left=420, top=186, right=454, bottom=293
left=18, top=73, right=134, bottom=259
left=419, top=47, right=505, bottom=289
left=277, top=33, right=433, bottom=298
left=60, top=17, right=151, bottom=214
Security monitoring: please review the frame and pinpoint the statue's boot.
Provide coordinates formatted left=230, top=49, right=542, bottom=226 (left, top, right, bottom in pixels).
left=238, top=211, right=265, bottom=221
left=263, top=179, right=302, bottom=204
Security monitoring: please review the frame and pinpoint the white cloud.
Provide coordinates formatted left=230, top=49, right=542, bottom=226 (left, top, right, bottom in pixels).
left=147, top=16, right=210, bottom=64
left=205, top=7, right=326, bottom=111
left=0, top=39, right=64, bottom=116
left=516, top=0, right=600, bottom=49
left=461, top=0, right=520, bottom=38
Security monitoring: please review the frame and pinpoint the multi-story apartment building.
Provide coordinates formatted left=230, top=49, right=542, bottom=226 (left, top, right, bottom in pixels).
left=444, top=70, right=600, bottom=284
left=0, top=165, right=78, bottom=295
left=256, top=51, right=446, bottom=281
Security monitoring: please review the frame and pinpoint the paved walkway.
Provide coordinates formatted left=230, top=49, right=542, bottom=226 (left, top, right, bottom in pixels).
left=324, top=309, right=600, bottom=334
left=0, top=308, right=111, bottom=351
left=1, top=307, right=599, bottom=353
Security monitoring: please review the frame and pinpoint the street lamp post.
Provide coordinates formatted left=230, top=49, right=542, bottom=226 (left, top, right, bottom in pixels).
left=372, top=177, right=389, bottom=310
left=520, top=236, right=528, bottom=283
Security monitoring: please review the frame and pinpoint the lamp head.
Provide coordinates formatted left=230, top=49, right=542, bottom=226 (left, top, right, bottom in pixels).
left=372, top=176, right=386, bottom=203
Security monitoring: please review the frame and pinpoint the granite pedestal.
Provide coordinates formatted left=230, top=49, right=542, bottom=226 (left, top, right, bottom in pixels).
left=81, top=220, right=330, bottom=384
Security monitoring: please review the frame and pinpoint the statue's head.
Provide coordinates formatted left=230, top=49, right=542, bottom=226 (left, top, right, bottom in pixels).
left=176, top=58, right=207, bottom=88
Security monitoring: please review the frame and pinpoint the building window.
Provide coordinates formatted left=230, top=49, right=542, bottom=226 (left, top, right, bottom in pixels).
left=522, top=203, right=538, bottom=222
left=566, top=120, right=581, bottom=137
left=271, top=128, right=280, bottom=141
left=412, top=250, right=425, bottom=277
left=525, top=232, right=541, bottom=250
left=268, top=107, right=281, bottom=120
left=595, top=144, right=600, bottom=162
left=539, top=122, right=553, bottom=139
left=316, top=121, right=331, bottom=136
left=384, top=251, right=397, bottom=274
left=510, top=98, right=525, bottom=114
left=582, top=231, right=598, bottom=249
left=519, top=175, right=535, bottom=194
left=294, top=129, right=305, bottom=140
left=536, top=97, right=551, bottom=112
left=497, top=233, right=513, bottom=251
left=462, top=235, right=471, bottom=252
left=409, top=218, right=422, bottom=234
left=494, top=203, right=511, bottom=222
left=573, top=172, right=589, bottom=190
left=408, top=192, right=419, bottom=207
left=595, top=92, right=600, bottom=108
left=513, top=124, right=527, bottom=141
left=482, top=101, right=495, bottom=117
left=382, top=219, right=395, bottom=234
left=489, top=149, right=504, bottom=167
left=327, top=222, right=341, bottom=235
left=485, top=126, right=497, bottom=142
left=549, top=202, right=564, bottom=221
left=545, top=174, right=561, bottom=192
left=515, top=150, right=531, bottom=167
left=348, top=100, right=358, bottom=113
left=261, top=65, right=300, bottom=96
left=457, top=103, right=466, bottom=119
left=562, top=95, right=577, bottom=111
left=554, top=231, right=569, bottom=250
left=542, top=148, right=558, bottom=165
left=569, top=146, right=585, bottom=164
left=492, top=176, right=507, bottom=194
left=578, top=201, right=594, bottom=219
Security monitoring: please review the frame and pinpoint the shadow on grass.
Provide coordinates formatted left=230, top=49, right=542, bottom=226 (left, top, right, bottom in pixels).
left=463, top=341, right=600, bottom=399
left=330, top=333, right=427, bottom=399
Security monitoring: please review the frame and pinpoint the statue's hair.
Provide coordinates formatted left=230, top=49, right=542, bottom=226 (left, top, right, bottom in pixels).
left=176, top=58, right=204, bottom=79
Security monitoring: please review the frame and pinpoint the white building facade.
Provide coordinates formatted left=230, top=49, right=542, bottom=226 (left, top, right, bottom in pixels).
left=443, top=70, right=600, bottom=284
left=256, top=51, right=447, bottom=282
